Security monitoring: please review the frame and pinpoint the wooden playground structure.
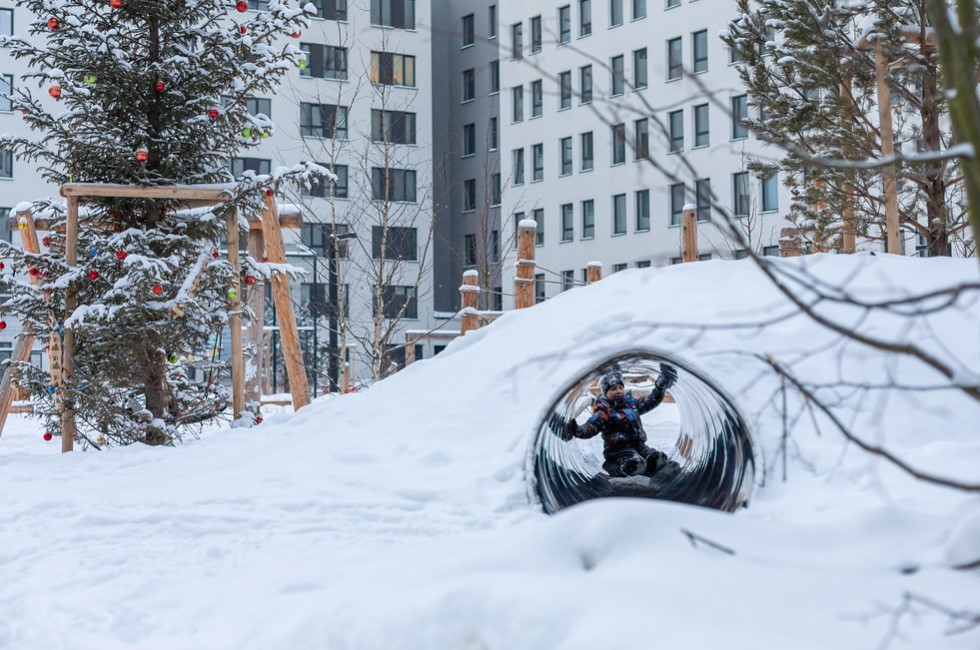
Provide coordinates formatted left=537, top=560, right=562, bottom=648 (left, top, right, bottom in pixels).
left=0, top=184, right=312, bottom=451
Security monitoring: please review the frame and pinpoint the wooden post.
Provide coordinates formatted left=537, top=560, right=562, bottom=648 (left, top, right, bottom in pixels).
left=839, top=77, right=857, bottom=254
left=226, top=208, right=246, bottom=420
left=261, top=193, right=310, bottom=411
left=681, top=205, right=698, bottom=262
left=460, top=270, right=480, bottom=334
left=60, top=197, right=79, bottom=452
left=244, top=229, right=265, bottom=410
left=779, top=227, right=802, bottom=257
left=514, top=219, right=537, bottom=309
left=586, top=261, right=602, bottom=284
left=404, top=335, right=417, bottom=366
left=874, top=40, right=901, bottom=254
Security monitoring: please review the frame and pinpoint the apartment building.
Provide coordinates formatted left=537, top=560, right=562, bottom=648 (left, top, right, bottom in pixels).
left=0, top=0, right=441, bottom=382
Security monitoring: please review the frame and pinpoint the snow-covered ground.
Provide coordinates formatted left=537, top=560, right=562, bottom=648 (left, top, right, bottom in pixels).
left=1, top=254, right=978, bottom=649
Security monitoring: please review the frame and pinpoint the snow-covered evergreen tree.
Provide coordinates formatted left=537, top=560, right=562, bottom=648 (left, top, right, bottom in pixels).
left=0, top=0, right=319, bottom=446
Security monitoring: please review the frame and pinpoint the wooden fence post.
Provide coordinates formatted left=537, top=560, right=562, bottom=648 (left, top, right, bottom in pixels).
left=460, top=270, right=480, bottom=334
left=260, top=193, right=310, bottom=411
left=226, top=207, right=246, bottom=420
left=779, top=228, right=803, bottom=257
left=244, top=229, right=265, bottom=410
left=61, top=196, right=79, bottom=452
left=514, top=219, right=537, bottom=309
left=682, top=205, right=698, bottom=262
left=874, top=40, right=901, bottom=254
left=586, top=261, right=603, bottom=285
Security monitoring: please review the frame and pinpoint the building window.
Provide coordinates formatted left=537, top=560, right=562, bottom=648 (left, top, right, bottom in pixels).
left=632, top=0, right=645, bottom=20
left=560, top=137, right=573, bottom=176
left=635, top=189, right=650, bottom=231
left=698, top=253, right=712, bottom=261
left=372, top=226, right=417, bottom=260
left=667, top=0, right=680, bottom=7
left=248, top=0, right=269, bottom=9
left=533, top=208, right=544, bottom=245
left=580, top=64, right=593, bottom=103
left=463, top=179, right=476, bottom=212
left=491, top=173, right=502, bottom=205
left=694, top=103, right=709, bottom=148
left=375, top=285, right=417, bottom=319
left=562, top=269, right=575, bottom=291
left=636, top=260, right=651, bottom=268
left=302, top=222, right=352, bottom=256
left=668, top=109, right=683, bottom=152
left=633, top=48, right=647, bottom=89
left=230, top=157, right=271, bottom=177
left=696, top=178, right=711, bottom=222
left=761, top=173, right=779, bottom=212
left=300, top=103, right=348, bottom=139
left=462, top=69, right=475, bottom=102
left=489, top=60, right=500, bottom=93
left=669, top=182, right=685, bottom=226
left=300, top=43, right=348, bottom=80
left=732, top=171, right=750, bottom=217
left=610, top=0, right=623, bottom=27
left=762, top=245, right=780, bottom=257
left=732, top=95, right=749, bottom=139
left=531, top=80, right=543, bottom=117
left=370, top=51, right=416, bottom=86
left=559, top=71, right=572, bottom=109
left=303, top=163, right=349, bottom=199
left=667, top=37, right=682, bottom=81
left=371, top=109, right=416, bottom=144
left=462, top=13, right=474, bottom=47
left=0, top=75, right=11, bottom=112
left=559, top=5, right=571, bottom=43
left=0, top=9, right=11, bottom=36
left=579, top=0, right=592, bottom=36
left=371, top=167, right=417, bottom=202
left=611, top=55, right=625, bottom=96
left=693, top=29, right=708, bottom=73
left=561, top=203, right=574, bottom=241
left=511, top=22, right=523, bottom=59
left=513, top=148, right=525, bottom=185
left=582, top=199, right=595, bottom=238
left=532, top=143, right=544, bottom=181
left=530, top=15, right=542, bottom=53
left=370, top=0, right=415, bottom=29
left=462, top=123, right=476, bottom=156
left=612, top=123, right=626, bottom=164
left=634, top=118, right=649, bottom=159
left=535, top=273, right=546, bottom=303
left=464, top=233, right=477, bottom=266
left=489, top=5, right=497, bottom=38
left=512, top=85, right=524, bottom=122
left=312, top=0, right=347, bottom=21
left=491, top=230, right=500, bottom=262
left=612, top=193, right=626, bottom=234
left=612, top=263, right=627, bottom=273
left=580, top=131, right=594, bottom=171
left=489, top=116, right=499, bottom=150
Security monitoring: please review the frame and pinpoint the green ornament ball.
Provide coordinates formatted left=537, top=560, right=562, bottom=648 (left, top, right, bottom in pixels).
left=84, top=74, right=97, bottom=85
left=227, top=288, right=239, bottom=300
left=297, top=59, right=307, bottom=70
left=261, top=130, right=270, bottom=139
left=241, top=127, right=252, bottom=138
left=168, top=354, right=178, bottom=364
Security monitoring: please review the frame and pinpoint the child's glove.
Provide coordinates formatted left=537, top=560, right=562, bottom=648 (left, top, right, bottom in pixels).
left=656, top=363, right=678, bottom=391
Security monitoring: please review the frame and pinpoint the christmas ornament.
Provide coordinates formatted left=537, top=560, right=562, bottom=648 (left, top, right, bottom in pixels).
left=208, top=108, right=219, bottom=119
left=0, top=320, right=6, bottom=330
left=211, top=249, right=220, bottom=259
left=255, top=415, right=263, bottom=424
left=42, top=236, right=51, bottom=247
left=152, top=285, right=163, bottom=295
left=136, top=148, right=148, bottom=162
left=47, top=385, right=56, bottom=394
left=110, top=0, right=122, bottom=7
left=155, top=81, right=165, bottom=92
left=84, top=74, right=97, bottom=85
left=97, top=435, right=106, bottom=445
left=244, top=275, right=257, bottom=286
left=116, top=250, right=127, bottom=260
left=89, top=247, right=98, bottom=257
left=28, top=267, right=39, bottom=276
left=297, top=59, right=307, bottom=70
left=265, top=189, right=274, bottom=197
left=241, top=127, right=252, bottom=138
left=261, top=130, right=270, bottom=139
left=48, top=84, right=61, bottom=99
left=47, top=16, right=59, bottom=29
left=18, top=218, right=26, bottom=230
left=291, top=31, right=301, bottom=38
left=0, top=262, right=5, bottom=270
left=168, top=354, right=178, bottom=363
left=43, top=432, right=53, bottom=441
left=236, top=0, right=248, bottom=12
left=227, top=288, right=239, bottom=300
left=88, top=270, right=99, bottom=280
left=239, top=25, right=247, bottom=34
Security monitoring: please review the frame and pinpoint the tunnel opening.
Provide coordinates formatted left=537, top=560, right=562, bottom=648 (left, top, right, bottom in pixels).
left=529, top=351, right=755, bottom=515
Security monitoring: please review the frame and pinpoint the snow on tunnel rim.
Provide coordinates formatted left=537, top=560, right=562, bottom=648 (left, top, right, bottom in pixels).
left=528, top=350, right=756, bottom=515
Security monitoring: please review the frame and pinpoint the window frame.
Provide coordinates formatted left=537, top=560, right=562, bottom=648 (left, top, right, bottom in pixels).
left=612, top=193, right=627, bottom=235
left=667, top=37, right=683, bottom=81
left=560, top=203, right=574, bottom=242
left=635, top=189, right=650, bottom=231
left=581, top=199, right=595, bottom=239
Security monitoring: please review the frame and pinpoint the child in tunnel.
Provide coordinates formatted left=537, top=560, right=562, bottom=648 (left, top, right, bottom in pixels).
left=563, top=364, right=678, bottom=478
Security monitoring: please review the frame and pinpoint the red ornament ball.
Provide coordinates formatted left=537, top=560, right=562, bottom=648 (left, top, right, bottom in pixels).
left=239, top=25, right=247, bottom=34
left=244, top=275, right=257, bottom=286
left=47, top=16, right=60, bottom=29
left=208, top=108, right=219, bottom=119
left=42, top=236, right=52, bottom=247
left=255, top=416, right=263, bottom=424
left=236, top=0, right=248, bottom=12
left=136, top=149, right=148, bottom=163
left=43, top=432, right=53, bottom=441
left=265, top=189, right=274, bottom=197
left=291, top=31, right=301, bottom=38
left=152, top=285, right=163, bottom=296
left=28, top=267, right=39, bottom=276
left=116, top=250, right=127, bottom=260
left=211, top=249, right=220, bottom=259
left=48, top=84, right=62, bottom=99
left=155, top=81, right=165, bottom=92
left=109, top=0, right=122, bottom=8
left=0, top=320, right=6, bottom=330
left=0, top=261, right=5, bottom=270
left=88, top=270, right=99, bottom=280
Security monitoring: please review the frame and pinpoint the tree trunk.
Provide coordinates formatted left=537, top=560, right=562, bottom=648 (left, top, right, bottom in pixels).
left=143, top=349, right=169, bottom=445
left=921, top=59, right=949, bottom=256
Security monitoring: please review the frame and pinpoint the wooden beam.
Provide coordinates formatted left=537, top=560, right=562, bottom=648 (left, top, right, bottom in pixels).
left=60, top=183, right=232, bottom=202
left=61, top=197, right=79, bottom=452
left=226, top=208, right=245, bottom=420
left=839, top=78, right=857, bottom=254
left=514, top=220, right=537, bottom=309
left=260, top=194, right=310, bottom=411
left=681, top=207, right=698, bottom=262
left=460, top=270, right=479, bottom=334
left=30, top=212, right=301, bottom=233
left=874, top=40, right=901, bottom=254
left=244, top=229, right=265, bottom=408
